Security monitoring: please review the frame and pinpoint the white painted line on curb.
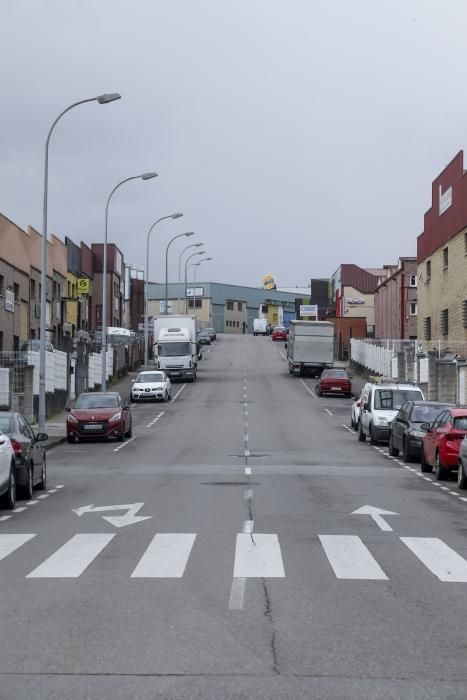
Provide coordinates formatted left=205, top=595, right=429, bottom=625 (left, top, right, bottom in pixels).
left=244, top=489, right=253, bottom=500
left=54, top=485, right=65, bottom=489
left=243, top=520, right=254, bottom=534
left=0, top=515, right=12, bottom=522
left=26, top=500, right=39, bottom=506
left=300, top=379, right=317, bottom=398
left=13, top=507, right=27, bottom=513
left=47, top=489, right=57, bottom=494
left=172, top=384, right=187, bottom=403
left=37, top=494, right=49, bottom=499
left=324, top=408, right=333, bottom=416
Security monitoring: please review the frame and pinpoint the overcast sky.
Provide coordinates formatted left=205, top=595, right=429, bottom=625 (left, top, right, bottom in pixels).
left=2, top=0, right=467, bottom=288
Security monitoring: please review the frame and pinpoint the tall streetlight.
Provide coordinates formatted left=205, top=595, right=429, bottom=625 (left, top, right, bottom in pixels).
left=192, top=258, right=213, bottom=318
left=39, top=92, right=121, bottom=432
left=101, top=172, right=158, bottom=390
left=178, top=242, right=203, bottom=313
left=184, top=250, right=205, bottom=313
left=144, top=212, right=183, bottom=368
left=164, top=232, right=195, bottom=315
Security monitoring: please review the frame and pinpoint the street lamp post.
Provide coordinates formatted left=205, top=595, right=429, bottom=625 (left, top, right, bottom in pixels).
left=101, top=172, right=158, bottom=390
left=192, top=257, right=213, bottom=320
left=178, top=242, right=203, bottom=313
left=164, top=232, right=194, bottom=314
left=39, top=92, right=121, bottom=432
left=144, top=213, right=183, bottom=368
left=184, top=251, right=205, bottom=314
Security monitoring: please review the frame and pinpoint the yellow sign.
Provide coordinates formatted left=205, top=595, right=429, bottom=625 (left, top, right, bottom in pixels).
left=262, top=274, right=276, bottom=290
left=77, top=278, right=90, bottom=295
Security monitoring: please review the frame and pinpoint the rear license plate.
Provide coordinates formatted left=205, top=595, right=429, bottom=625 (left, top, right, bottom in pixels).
left=84, top=424, right=102, bottom=430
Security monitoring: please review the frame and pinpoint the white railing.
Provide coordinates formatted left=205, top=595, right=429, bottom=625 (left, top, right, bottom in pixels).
left=0, top=368, right=9, bottom=407
left=350, top=338, right=396, bottom=377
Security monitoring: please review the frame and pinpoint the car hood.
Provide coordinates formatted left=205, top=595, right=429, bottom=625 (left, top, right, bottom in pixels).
left=133, top=382, right=165, bottom=390
left=71, top=408, right=120, bottom=421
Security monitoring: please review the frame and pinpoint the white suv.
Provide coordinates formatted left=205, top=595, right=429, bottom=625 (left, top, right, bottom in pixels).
left=357, top=383, right=425, bottom=445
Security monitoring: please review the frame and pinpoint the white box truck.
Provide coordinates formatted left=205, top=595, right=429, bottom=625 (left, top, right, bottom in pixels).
left=153, top=315, right=197, bottom=381
left=287, top=320, right=335, bottom=377
left=253, top=318, right=268, bottom=336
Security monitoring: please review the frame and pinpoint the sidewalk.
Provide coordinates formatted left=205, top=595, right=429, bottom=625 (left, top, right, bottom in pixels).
left=34, top=371, right=138, bottom=451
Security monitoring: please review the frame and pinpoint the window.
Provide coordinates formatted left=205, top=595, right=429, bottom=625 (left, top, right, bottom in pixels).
left=441, top=308, right=449, bottom=336
left=226, top=301, right=234, bottom=310
left=426, top=260, right=431, bottom=282
left=237, top=302, right=242, bottom=311
left=0, top=275, right=4, bottom=295
left=465, top=231, right=467, bottom=254
left=424, top=316, right=432, bottom=341
left=409, top=274, right=417, bottom=287
left=13, top=336, right=19, bottom=351
left=0, top=331, right=3, bottom=351
left=262, top=304, right=268, bottom=313
left=226, top=320, right=230, bottom=327
left=188, top=299, right=202, bottom=309
left=30, top=279, right=36, bottom=298
left=236, top=321, right=239, bottom=327
left=30, top=329, right=35, bottom=339
left=410, top=302, right=417, bottom=315
left=443, top=247, right=449, bottom=269
left=13, top=283, right=19, bottom=303
left=53, top=280, right=57, bottom=298
left=463, top=300, right=467, bottom=328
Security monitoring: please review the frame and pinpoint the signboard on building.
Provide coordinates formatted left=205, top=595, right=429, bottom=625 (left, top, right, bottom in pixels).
left=4, top=289, right=14, bottom=312
left=77, top=278, right=90, bottom=294
left=300, top=304, right=318, bottom=318
left=346, top=297, right=365, bottom=305
left=262, top=274, right=276, bottom=290
left=160, top=300, right=173, bottom=313
left=186, top=288, right=204, bottom=297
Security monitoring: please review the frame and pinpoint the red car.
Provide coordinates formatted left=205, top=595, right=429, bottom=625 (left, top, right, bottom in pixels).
left=421, top=408, right=467, bottom=480
left=271, top=326, right=287, bottom=341
left=66, top=392, right=132, bottom=443
left=315, top=369, right=352, bottom=397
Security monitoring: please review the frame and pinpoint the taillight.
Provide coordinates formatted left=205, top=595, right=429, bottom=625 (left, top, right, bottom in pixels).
left=10, top=438, right=22, bottom=455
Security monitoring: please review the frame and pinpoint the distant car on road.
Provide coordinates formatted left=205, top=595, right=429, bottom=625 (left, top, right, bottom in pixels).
left=131, top=370, right=171, bottom=402
left=198, top=329, right=212, bottom=345
left=389, top=401, right=454, bottom=462
left=67, top=392, right=132, bottom=443
left=271, top=326, right=287, bottom=341
left=204, top=327, right=217, bottom=341
left=0, top=413, right=48, bottom=497
left=316, top=369, right=352, bottom=398
left=0, top=430, right=15, bottom=509
left=420, top=408, right=467, bottom=480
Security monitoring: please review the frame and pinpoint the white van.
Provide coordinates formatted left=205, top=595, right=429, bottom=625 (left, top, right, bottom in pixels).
left=253, top=319, right=268, bottom=336
left=357, top=382, right=425, bottom=445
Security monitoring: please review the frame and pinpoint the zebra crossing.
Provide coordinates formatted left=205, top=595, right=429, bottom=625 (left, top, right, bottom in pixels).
left=2, top=531, right=467, bottom=582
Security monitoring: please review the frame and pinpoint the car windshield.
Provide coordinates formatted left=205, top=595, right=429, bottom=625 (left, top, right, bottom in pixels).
left=454, top=417, right=467, bottom=430
left=375, top=389, right=422, bottom=410
left=412, top=405, right=449, bottom=423
left=158, top=342, right=191, bottom=357
left=74, top=394, right=119, bottom=409
left=0, top=415, right=13, bottom=433
left=136, top=373, right=165, bottom=383
left=274, top=327, right=285, bottom=331
left=322, top=370, right=347, bottom=378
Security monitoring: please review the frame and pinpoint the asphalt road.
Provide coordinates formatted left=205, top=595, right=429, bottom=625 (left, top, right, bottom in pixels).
left=1, top=335, right=467, bottom=699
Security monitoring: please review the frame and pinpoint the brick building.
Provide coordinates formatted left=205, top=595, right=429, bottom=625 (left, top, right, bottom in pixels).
left=417, top=151, right=467, bottom=344
left=91, top=243, right=125, bottom=330
left=374, top=257, right=418, bottom=339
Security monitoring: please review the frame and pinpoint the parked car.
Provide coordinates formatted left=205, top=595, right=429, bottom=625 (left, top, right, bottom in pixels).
left=66, top=392, right=132, bottom=443
left=358, top=382, right=425, bottom=445
left=350, top=382, right=373, bottom=429
left=389, top=401, right=454, bottom=462
left=0, top=430, right=16, bottom=509
left=458, top=436, right=467, bottom=489
left=271, top=326, right=287, bottom=341
left=204, top=327, right=217, bottom=341
left=316, top=369, right=352, bottom=397
left=420, top=408, right=467, bottom=480
left=0, top=413, right=48, bottom=497
left=198, top=329, right=212, bottom=345
left=131, top=370, right=171, bottom=402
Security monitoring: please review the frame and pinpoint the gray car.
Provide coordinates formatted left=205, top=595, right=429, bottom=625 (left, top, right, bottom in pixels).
left=457, top=436, right=467, bottom=490
left=0, top=413, right=48, bottom=499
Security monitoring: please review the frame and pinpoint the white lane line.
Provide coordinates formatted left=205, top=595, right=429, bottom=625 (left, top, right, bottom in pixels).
left=278, top=350, right=287, bottom=361
left=0, top=515, right=12, bottom=522
left=324, top=408, right=333, bottom=416
left=37, top=494, right=49, bottom=499
left=244, top=434, right=249, bottom=443
left=228, top=577, right=246, bottom=610
left=243, top=520, right=254, bottom=534
left=0, top=534, right=35, bottom=560
left=244, top=489, right=253, bottom=500
left=27, top=533, right=115, bottom=578
left=145, top=411, right=165, bottom=429
left=54, top=485, right=65, bottom=489
left=319, top=535, right=388, bottom=580
left=299, top=379, right=317, bottom=398
left=401, top=537, right=467, bottom=582
left=113, top=436, right=137, bottom=452
left=131, top=533, right=196, bottom=578
left=342, top=425, right=354, bottom=434
left=432, top=483, right=442, bottom=487
left=172, top=384, right=187, bottom=403
left=25, top=500, right=39, bottom=506
left=12, top=507, right=27, bottom=513
left=233, top=534, right=285, bottom=578
left=440, top=486, right=450, bottom=491
left=245, top=466, right=252, bottom=475
left=423, top=477, right=432, bottom=481
left=47, top=489, right=57, bottom=494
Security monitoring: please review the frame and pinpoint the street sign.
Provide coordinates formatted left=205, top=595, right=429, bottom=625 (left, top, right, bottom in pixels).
left=299, top=304, right=318, bottom=318
left=77, top=278, right=90, bottom=294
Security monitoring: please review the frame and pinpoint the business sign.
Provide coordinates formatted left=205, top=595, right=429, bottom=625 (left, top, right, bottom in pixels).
left=346, top=297, right=365, bottom=305
left=186, top=287, right=204, bottom=297
left=160, top=300, right=173, bottom=313
left=439, top=185, right=452, bottom=215
left=262, top=274, right=276, bottom=290
left=77, top=278, right=90, bottom=294
left=300, top=304, right=318, bottom=317
left=4, top=289, right=14, bottom=313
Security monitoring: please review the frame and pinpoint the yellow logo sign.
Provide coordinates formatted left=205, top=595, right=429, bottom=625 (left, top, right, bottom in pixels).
left=262, top=274, right=276, bottom=290
left=77, top=278, right=90, bottom=295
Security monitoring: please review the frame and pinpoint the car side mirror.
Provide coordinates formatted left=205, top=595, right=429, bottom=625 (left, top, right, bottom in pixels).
left=36, top=432, right=49, bottom=442
left=131, top=379, right=135, bottom=383
left=363, top=402, right=370, bottom=411
left=420, top=423, right=431, bottom=432
left=65, top=406, right=71, bottom=412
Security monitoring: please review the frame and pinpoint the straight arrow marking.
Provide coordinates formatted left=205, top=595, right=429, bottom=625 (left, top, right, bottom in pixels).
left=351, top=505, right=398, bottom=532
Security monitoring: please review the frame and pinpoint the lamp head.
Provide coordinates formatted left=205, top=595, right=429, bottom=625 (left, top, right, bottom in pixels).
left=184, top=232, right=195, bottom=237
left=141, top=172, right=158, bottom=180
left=172, top=213, right=183, bottom=219
left=97, top=93, right=122, bottom=104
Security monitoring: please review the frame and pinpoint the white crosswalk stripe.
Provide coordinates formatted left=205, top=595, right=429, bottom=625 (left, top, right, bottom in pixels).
left=319, top=535, right=388, bottom=580
left=400, top=537, right=467, bottom=582
left=131, top=533, right=196, bottom=578
left=27, top=534, right=115, bottom=578
left=0, top=534, right=36, bottom=561
left=233, top=533, right=285, bottom=578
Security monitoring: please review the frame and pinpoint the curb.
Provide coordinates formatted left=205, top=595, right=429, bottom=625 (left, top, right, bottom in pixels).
left=44, top=436, right=67, bottom=452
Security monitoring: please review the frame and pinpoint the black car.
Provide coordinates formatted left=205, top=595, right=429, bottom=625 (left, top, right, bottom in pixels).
left=389, top=401, right=454, bottom=462
left=198, top=330, right=212, bottom=345
left=204, top=327, right=217, bottom=341
left=0, top=413, right=48, bottom=498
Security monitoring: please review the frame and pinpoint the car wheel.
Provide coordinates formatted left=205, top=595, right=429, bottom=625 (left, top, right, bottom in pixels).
left=37, top=456, right=47, bottom=490
left=402, top=438, right=413, bottom=463
left=435, top=451, right=449, bottom=480
left=117, top=430, right=125, bottom=442
left=126, top=422, right=133, bottom=438
left=388, top=433, right=399, bottom=457
left=420, top=446, right=432, bottom=473
left=67, top=435, right=74, bottom=444
left=369, top=425, right=377, bottom=445
left=315, top=386, right=322, bottom=397
left=23, top=462, right=34, bottom=500
left=358, top=423, right=366, bottom=442
left=1, top=463, right=16, bottom=509
left=164, top=390, right=170, bottom=402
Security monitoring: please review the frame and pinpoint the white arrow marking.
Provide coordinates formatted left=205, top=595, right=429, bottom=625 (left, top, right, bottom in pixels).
left=72, top=503, right=152, bottom=528
left=351, top=505, right=398, bottom=532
